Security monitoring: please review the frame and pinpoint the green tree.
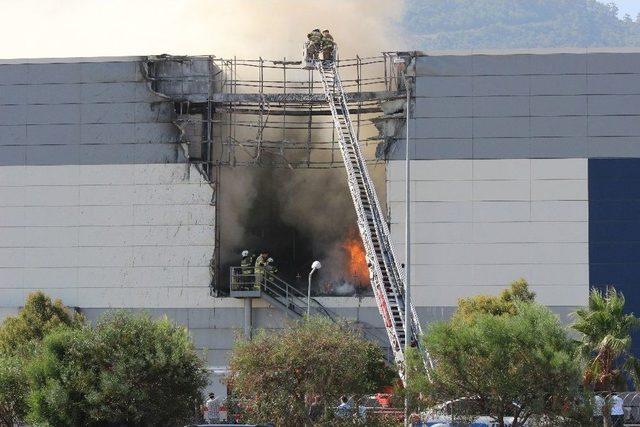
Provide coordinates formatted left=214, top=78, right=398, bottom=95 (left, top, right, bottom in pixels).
left=412, top=294, right=586, bottom=427
left=572, top=287, right=640, bottom=426
left=404, top=0, right=640, bottom=50
left=0, top=356, right=29, bottom=426
left=455, top=278, right=535, bottom=321
left=27, top=311, right=208, bottom=427
left=228, top=316, right=394, bottom=426
left=0, top=292, right=83, bottom=426
left=0, top=291, right=83, bottom=357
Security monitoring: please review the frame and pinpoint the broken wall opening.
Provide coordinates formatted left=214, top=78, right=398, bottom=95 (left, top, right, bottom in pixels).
left=144, top=53, right=412, bottom=296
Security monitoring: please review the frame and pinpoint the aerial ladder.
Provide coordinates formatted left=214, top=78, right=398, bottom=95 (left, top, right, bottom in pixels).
left=315, top=60, right=433, bottom=384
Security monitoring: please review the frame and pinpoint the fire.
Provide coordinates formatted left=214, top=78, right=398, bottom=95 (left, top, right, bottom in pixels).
left=342, top=229, right=370, bottom=286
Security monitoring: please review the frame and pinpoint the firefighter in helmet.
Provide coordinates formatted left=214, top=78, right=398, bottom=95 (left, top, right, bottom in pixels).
left=306, top=28, right=322, bottom=61
left=321, top=29, right=335, bottom=63
left=240, top=250, right=254, bottom=289
left=254, top=250, right=269, bottom=290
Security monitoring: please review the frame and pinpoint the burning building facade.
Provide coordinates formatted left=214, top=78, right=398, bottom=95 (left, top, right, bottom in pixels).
left=2, top=48, right=640, bottom=395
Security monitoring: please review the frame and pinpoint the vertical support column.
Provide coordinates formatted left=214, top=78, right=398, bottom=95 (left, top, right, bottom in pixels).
left=403, top=71, right=412, bottom=427
left=244, top=298, right=253, bottom=339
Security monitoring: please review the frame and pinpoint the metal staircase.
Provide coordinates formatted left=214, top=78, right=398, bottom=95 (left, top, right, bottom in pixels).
left=230, top=266, right=336, bottom=320
left=315, top=61, right=433, bottom=384
left=229, top=267, right=393, bottom=360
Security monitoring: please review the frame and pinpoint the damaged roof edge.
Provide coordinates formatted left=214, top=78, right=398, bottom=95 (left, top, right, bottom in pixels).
left=4, top=46, right=640, bottom=65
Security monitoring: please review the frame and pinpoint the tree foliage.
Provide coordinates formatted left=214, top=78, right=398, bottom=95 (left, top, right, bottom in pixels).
left=0, top=291, right=83, bottom=357
left=0, top=356, right=29, bottom=427
left=0, top=292, right=83, bottom=426
left=27, top=310, right=208, bottom=427
left=405, top=0, right=640, bottom=49
left=409, top=283, right=587, bottom=427
left=455, top=278, right=536, bottom=321
left=228, top=317, right=395, bottom=426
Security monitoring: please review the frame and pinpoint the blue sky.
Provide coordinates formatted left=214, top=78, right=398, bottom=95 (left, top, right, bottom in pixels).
left=606, top=0, right=640, bottom=18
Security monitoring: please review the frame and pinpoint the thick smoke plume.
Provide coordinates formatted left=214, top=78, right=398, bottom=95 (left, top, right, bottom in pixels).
left=0, top=0, right=407, bottom=59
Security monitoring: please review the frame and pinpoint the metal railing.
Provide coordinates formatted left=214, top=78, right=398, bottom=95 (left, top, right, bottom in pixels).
left=230, top=266, right=393, bottom=362
left=229, top=266, right=336, bottom=319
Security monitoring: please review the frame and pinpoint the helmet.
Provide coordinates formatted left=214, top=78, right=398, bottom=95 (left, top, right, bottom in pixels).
left=313, top=28, right=320, bottom=32
left=323, top=29, right=330, bottom=33
left=242, top=250, right=249, bottom=257
left=267, top=258, right=274, bottom=263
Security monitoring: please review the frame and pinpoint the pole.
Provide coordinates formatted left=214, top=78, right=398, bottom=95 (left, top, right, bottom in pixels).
left=404, top=71, right=412, bottom=427
left=307, top=270, right=313, bottom=317
left=307, top=261, right=321, bottom=317
left=243, top=298, right=252, bottom=338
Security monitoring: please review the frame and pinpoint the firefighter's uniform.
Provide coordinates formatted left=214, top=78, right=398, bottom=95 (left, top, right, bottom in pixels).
left=307, top=29, right=322, bottom=60
left=240, top=251, right=254, bottom=289
left=254, top=253, right=269, bottom=290
left=321, top=31, right=335, bottom=62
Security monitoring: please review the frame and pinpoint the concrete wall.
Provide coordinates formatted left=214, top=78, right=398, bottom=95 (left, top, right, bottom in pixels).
left=386, top=50, right=640, bottom=314
left=389, top=51, right=640, bottom=161
left=0, top=58, right=214, bottom=309
left=387, top=158, right=588, bottom=310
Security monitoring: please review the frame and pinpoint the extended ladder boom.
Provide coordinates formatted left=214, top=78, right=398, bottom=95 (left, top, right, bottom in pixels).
left=316, top=61, right=433, bottom=384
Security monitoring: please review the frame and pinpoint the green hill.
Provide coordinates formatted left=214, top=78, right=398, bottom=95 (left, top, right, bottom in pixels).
left=405, top=0, right=640, bottom=49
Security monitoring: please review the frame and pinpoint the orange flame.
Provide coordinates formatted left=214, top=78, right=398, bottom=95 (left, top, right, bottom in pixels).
left=342, top=229, right=369, bottom=286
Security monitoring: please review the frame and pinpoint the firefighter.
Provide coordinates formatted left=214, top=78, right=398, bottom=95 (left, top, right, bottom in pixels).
left=254, top=250, right=269, bottom=290
left=306, top=28, right=322, bottom=61
left=265, top=257, right=278, bottom=276
left=240, top=250, right=254, bottom=289
left=321, top=29, right=335, bottom=63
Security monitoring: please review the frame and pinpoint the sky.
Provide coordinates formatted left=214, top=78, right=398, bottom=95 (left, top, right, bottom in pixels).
left=607, top=0, right=640, bottom=18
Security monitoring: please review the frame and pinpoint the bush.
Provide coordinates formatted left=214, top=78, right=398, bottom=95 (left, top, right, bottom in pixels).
left=27, top=311, right=208, bottom=427
left=229, top=316, right=394, bottom=425
left=0, top=356, right=28, bottom=426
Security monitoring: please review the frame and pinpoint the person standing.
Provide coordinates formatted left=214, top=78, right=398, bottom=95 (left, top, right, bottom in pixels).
left=593, top=393, right=604, bottom=425
left=240, top=249, right=253, bottom=289
left=308, top=395, right=323, bottom=422
left=611, top=392, right=625, bottom=427
left=321, top=29, right=335, bottom=63
left=306, top=28, right=322, bottom=60
left=335, top=395, right=352, bottom=419
left=254, top=250, right=269, bottom=290
left=204, top=392, right=221, bottom=424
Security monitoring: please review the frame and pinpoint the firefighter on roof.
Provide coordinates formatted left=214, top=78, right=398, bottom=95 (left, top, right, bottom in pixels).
left=307, top=28, right=322, bottom=61
left=321, top=29, right=335, bottom=63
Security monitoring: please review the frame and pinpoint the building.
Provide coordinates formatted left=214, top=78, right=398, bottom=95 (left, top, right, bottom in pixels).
left=1, top=49, right=640, bottom=395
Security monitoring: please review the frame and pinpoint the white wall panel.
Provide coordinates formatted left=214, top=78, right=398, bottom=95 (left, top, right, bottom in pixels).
left=0, top=163, right=214, bottom=309
left=387, top=158, right=589, bottom=307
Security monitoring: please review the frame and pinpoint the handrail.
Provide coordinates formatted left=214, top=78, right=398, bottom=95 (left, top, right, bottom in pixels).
left=229, top=266, right=336, bottom=320
left=229, top=266, right=392, bottom=362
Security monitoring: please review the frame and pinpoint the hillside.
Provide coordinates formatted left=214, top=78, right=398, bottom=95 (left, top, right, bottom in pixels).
left=405, top=0, right=640, bottom=49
